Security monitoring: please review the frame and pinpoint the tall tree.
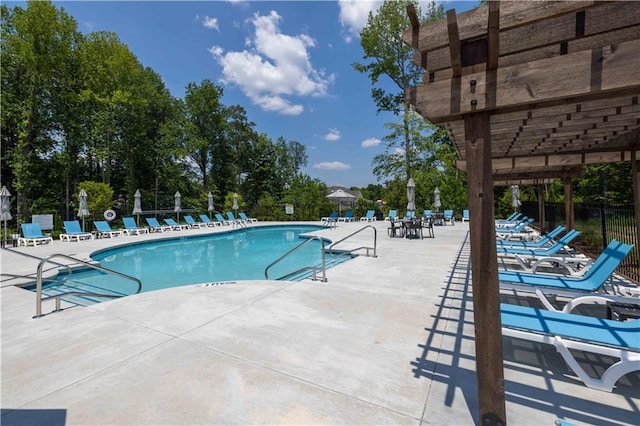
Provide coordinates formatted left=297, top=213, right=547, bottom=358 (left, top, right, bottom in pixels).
left=353, top=0, right=444, bottom=181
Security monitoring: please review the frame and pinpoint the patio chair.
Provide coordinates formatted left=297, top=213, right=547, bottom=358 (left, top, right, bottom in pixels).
left=214, top=213, right=231, bottom=226
left=337, top=210, right=354, bottom=222
left=163, top=218, right=189, bottom=231
left=496, top=216, right=531, bottom=229
left=443, top=209, right=454, bottom=225
left=321, top=212, right=338, bottom=225
left=183, top=215, right=205, bottom=229
left=145, top=217, right=172, bottom=232
left=239, top=212, right=258, bottom=223
left=93, top=221, right=124, bottom=238
left=18, top=223, right=53, bottom=247
left=385, top=210, right=398, bottom=221
left=499, top=239, right=635, bottom=310
left=501, top=303, right=640, bottom=392
left=495, top=212, right=521, bottom=224
left=199, top=214, right=222, bottom=227
left=387, top=220, right=404, bottom=238
left=495, top=218, right=535, bottom=240
left=360, top=210, right=376, bottom=221
left=60, top=220, right=94, bottom=242
left=226, top=212, right=246, bottom=227
left=122, top=217, right=148, bottom=235
left=462, top=209, right=469, bottom=222
left=496, top=226, right=566, bottom=248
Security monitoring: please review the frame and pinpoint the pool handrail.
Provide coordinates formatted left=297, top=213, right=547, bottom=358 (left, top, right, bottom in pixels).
left=328, top=225, right=377, bottom=258
left=35, top=253, right=142, bottom=318
left=265, top=236, right=328, bottom=282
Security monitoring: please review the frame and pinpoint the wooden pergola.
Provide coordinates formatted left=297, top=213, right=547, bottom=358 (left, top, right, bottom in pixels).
left=403, top=1, right=639, bottom=423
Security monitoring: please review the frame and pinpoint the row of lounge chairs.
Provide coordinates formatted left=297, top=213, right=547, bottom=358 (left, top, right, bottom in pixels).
left=16, top=212, right=259, bottom=245
left=493, top=214, right=639, bottom=392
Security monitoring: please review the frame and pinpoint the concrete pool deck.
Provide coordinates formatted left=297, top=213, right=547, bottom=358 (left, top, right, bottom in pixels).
left=1, top=220, right=638, bottom=425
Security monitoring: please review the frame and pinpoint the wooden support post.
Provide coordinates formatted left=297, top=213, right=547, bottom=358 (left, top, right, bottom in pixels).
left=465, top=112, right=507, bottom=426
left=537, top=184, right=546, bottom=233
left=563, top=177, right=575, bottom=231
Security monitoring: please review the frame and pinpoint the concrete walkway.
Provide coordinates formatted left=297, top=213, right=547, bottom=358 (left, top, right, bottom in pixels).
left=1, top=220, right=638, bottom=425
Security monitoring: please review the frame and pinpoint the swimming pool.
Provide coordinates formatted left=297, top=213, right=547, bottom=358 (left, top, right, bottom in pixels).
left=42, top=225, right=350, bottom=303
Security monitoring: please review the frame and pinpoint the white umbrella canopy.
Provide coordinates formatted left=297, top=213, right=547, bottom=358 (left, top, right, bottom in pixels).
left=1, top=186, right=12, bottom=241
left=132, top=189, right=142, bottom=225
left=406, top=178, right=416, bottom=213
left=77, top=189, right=90, bottom=231
left=433, top=187, right=441, bottom=212
left=208, top=192, right=214, bottom=214
left=326, top=189, right=355, bottom=213
left=511, top=185, right=521, bottom=212
left=174, top=191, right=182, bottom=221
left=232, top=193, right=239, bottom=211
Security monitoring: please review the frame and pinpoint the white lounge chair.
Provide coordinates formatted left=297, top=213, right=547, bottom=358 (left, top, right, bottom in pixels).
left=501, top=303, right=640, bottom=392
left=18, top=223, right=53, bottom=246
left=60, top=220, right=94, bottom=242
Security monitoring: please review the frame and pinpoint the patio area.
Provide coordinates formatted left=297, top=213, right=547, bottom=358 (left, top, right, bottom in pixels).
left=1, top=220, right=638, bottom=425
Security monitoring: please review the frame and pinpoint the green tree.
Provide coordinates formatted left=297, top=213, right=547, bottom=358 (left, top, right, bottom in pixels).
left=354, top=0, right=444, bottom=181
left=282, top=174, right=327, bottom=220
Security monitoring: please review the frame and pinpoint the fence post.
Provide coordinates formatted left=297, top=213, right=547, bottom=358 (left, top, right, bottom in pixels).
left=600, top=206, right=608, bottom=251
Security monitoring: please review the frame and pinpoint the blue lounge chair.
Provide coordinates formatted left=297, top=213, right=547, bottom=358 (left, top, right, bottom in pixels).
left=495, top=218, right=535, bottom=240
left=496, top=226, right=566, bottom=248
left=321, top=212, right=338, bottom=225
left=18, top=223, right=53, bottom=246
left=226, top=212, right=246, bottom=227
left=199, top=214, right=221, bottom=227
left=499, top=239, right=634, bottom=309
left=501, top=303, right=640, bottom=392
left=122, top=217, right=148, bottom=235
left=495, top=212, right=521, bottom=224
left=145, top=217, right=172, bottom=232
left=239, top=212, right=258, bottom=223
left=94, top=221, right=124, bottom=238
left=462, top=209, right=469, bottom=222
left=60, top=220, right=93, bottom=242
left=360, top=210, right=376, bottom=221
left=164, top=218, right=188, bottom=230
left=497, top=230, right=580, bottom=256
left=443, top=209, right=454, bottom=225
left=337, top=210, right=354, bottom=222
left=214, top=213, right=231, bottom=226
left=385, top=210, right=398, bottom=221
left=183, top=215, right=204, bottom=229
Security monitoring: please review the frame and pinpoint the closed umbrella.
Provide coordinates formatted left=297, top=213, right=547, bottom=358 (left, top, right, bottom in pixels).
left=406, top=178, right=416, bottom=214
left=326, top=189, right=355, bottom=214
left=433, top=187, right=441, bottom=212
left=1, top=186, right=11, bottom=243
left=208, top=192, right=214, bottom=215
left=77, top=189, right=90, bottom=231
left=232, top=193, right=239, bottom=212
left=132, top=189, right=142, bottom=225
left=511, top=185, right=521, bottom=212
left=174, top=191, right=182, bottom=221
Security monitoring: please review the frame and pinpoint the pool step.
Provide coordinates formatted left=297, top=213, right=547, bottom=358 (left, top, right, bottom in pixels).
left=34, top=277, right=131, bottom=307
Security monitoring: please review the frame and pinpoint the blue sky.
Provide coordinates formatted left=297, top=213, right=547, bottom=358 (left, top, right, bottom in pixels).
left=19, top=1, right=477, bottom=187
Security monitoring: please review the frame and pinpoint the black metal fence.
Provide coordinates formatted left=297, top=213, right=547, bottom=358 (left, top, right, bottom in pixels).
left=521, top=201, right=639, bottom=283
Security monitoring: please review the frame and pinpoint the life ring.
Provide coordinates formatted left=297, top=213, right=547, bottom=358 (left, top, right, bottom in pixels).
left=104, top=209, right=116, bottom=221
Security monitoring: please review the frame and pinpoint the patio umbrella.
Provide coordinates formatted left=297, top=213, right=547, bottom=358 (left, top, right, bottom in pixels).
left=174, top=191, right=182, bottom=221
left=406, top=178, right=416, bottom=214
left=511, top=185, right=521, bottom=212
left=232, top=192, right=239, bottom=212
left=433, top=187, right=441, bottom=212
left=326, top=189, right=355, bottom=214
left=77, top=189, right=90, bottom=231
left=1, top=186, right=11, bottom=242
left=132, top=189, right=142, bottom=225
left=208, top=191, right=214, bottom=215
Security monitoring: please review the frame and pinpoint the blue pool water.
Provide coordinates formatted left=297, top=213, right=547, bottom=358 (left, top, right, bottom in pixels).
left=42, top=225, right=348, bottom=303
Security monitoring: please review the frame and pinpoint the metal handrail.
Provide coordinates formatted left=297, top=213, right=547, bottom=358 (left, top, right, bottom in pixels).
left=265, top=236, right=328, bottom=282
left=328, top=225, right=377, bottom=257
left=35, top=254, right=142, bottom=318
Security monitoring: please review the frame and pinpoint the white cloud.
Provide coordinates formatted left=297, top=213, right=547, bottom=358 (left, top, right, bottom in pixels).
left=361, top=137, right=381, bottom=148
left=313, top=161, right=351, bottom=170
left=394, top=147, right=405, bottom=155
left=202, top=16, right=219, bottom=30
left=324, top=128, right=340, bottom=141
left=210, top=10, right=334, bottom=115
left=337, top=0, right=381, bottom=41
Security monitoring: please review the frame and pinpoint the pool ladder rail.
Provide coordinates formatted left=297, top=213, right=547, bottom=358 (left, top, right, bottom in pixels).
left=264, top=225, right=377, bottom=282
left=35, top=253, right=142, bottom=318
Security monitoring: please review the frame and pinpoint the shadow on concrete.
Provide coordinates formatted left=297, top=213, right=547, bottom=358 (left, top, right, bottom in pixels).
left=1, top=408, right=67, bottom=425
